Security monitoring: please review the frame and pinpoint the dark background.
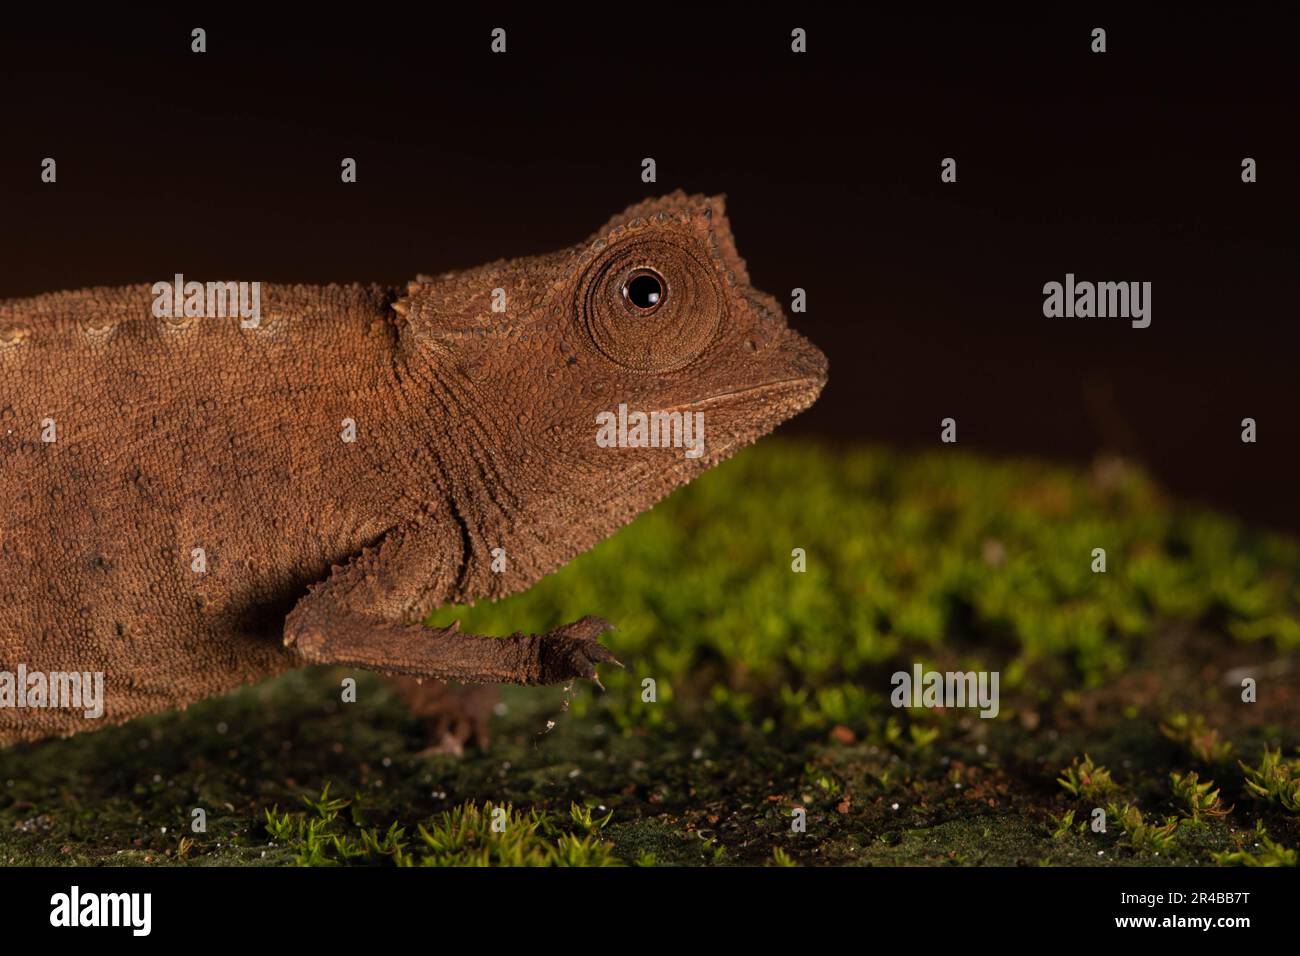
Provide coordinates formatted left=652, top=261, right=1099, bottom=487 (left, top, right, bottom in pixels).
left=2, top=7, right=1296, bottom=529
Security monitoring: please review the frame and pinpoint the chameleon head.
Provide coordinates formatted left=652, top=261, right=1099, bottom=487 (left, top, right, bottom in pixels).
left=572, top=192, right=829, bottom=456
left=396, top=192, right=827, bottom=586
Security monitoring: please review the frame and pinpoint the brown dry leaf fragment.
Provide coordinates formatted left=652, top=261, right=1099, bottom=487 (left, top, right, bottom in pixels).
left=830, top=724, right=856, bottom=745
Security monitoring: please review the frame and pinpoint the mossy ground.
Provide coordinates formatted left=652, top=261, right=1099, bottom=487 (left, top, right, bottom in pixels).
left=2, top=442, right=1298, bottom=866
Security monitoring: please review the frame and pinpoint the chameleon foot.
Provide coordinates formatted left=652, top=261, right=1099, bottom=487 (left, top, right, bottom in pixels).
left=388, top=678, right=497, bottom=755
left=534, top=616, right=622, bottom=687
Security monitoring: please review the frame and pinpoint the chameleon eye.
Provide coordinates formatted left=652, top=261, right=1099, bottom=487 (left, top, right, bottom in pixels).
left=578, top=237, right=723, bottom=372
left=622, top=269, right=665, bottom=313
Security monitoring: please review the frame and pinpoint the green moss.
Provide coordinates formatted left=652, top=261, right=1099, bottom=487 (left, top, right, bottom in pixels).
left=264, top=794, right=620, bottom=867
left=1057, top=755, right=1119, bottom=802
left=1106, top=803, right=1180, bottom=855
left=427, top=441, right=1300, bottom=728
left=1239, top=747, right=1300, bottom=812
left=1211, top=822, right=1298, bottom=866
left=1170, top=771, right=1231, bottom=823
left=1161, top=713, right=1235, bottom=765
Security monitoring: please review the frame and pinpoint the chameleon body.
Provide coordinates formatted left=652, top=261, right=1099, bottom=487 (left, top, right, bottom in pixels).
left=0, top=193, right=826, bottom=746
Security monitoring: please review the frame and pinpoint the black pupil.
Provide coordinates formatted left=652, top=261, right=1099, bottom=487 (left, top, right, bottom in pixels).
left=625, top=273, right=663, bottom=310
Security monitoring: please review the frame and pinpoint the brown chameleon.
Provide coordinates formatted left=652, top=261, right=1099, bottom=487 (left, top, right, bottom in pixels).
left=0, top=192, right=827, bottom=750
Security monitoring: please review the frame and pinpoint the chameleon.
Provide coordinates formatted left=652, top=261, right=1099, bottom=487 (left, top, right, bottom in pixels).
left=0, top=192, right=827, bottom=750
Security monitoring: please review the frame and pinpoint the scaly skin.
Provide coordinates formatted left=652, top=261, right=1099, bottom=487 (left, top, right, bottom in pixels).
left=0, top=192, right=827, bottom=745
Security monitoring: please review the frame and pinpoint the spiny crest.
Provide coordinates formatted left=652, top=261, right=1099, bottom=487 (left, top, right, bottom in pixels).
left=587, top=191, right=751, bottom=289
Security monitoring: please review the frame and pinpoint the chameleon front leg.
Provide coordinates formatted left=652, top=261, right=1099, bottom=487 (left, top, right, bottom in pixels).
left=282, top=522, right=620, bottom=686
left=286, top=609, right=619, bottom=685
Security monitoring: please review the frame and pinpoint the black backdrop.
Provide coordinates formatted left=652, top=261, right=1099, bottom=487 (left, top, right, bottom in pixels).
left=2, top=7, right=1296, bottom=529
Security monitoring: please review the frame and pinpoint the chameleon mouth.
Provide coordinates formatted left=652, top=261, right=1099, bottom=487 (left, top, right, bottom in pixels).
left=663, top=377, right=826, bottom=415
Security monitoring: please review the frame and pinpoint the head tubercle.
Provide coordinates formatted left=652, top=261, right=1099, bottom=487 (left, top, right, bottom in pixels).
left=585, top=191, right=749, bottom=286
left=393, top=191, right=749, bottom=346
